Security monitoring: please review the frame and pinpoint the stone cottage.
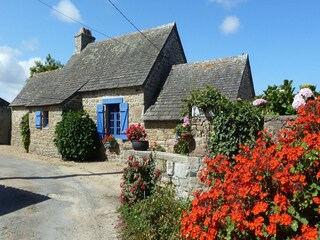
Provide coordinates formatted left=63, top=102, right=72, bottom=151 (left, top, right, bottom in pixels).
left=0, top=97, right=11, bottom=144
left=10, top=23, right=255, bottom=159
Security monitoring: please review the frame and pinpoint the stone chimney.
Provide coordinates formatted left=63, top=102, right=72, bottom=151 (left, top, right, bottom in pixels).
left=74, top=28, right=95, bottom=54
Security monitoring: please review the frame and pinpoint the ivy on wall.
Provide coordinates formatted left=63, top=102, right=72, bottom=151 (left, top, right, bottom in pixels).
left=20, top=113, right=30, bottom=152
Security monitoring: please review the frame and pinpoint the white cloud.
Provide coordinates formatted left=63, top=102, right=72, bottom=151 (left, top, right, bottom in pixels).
left=52, top=0, right=81, bottom=23
left=0, top=46, right=40, bottom=102
left=22, top=38, right=39, bottom=51
left=220, top=16, right=241, bottom=34
left=209, top=0, right=245, bottom=8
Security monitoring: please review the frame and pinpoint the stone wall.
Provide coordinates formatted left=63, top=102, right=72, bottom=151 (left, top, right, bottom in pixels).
left=11, top=107, right=29, bottom=148
left=127, top=150, right=205, bottom=199
left=144, top=120, right=179, bottom=152
left=237, top=59, right=255, bottom=100
left=145, top=116, right=211, bottom=157
left=82, top=87, right=145, bottom=161
left=264, top=115, right=296, bottom=135
left=0, top=107, right=11, bottom=144
left=144, top=27, right=186, bottom=110
left=29, top=106, right=63, bottom=157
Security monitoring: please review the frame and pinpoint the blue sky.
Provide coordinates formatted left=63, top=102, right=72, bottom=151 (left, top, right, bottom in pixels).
left=0, top=0, right=319, bottom=102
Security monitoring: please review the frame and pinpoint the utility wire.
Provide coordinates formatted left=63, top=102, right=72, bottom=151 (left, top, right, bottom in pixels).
left=36, top=0, right=162, bottom=57
left=36, top=0, right=112, bottom=39
left=107, top=0, right=161, bottom=52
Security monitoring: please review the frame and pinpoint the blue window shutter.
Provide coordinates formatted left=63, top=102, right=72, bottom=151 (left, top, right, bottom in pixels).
left=97, top=104, right=104, bottom=139
left=120, top=103, right=128, bottom=140
left=35, top=111, right=42, bottom=129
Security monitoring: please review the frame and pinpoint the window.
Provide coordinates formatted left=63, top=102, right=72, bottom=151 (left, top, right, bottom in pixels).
left=35, top=110, right=49, bottom=129
left=43, top=111, right=49, bottom=128
left=97, top=98, right=128, bottom=140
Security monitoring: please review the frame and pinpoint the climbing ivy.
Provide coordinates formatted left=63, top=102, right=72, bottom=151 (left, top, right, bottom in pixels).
left=20, top=113, right=30, bottom=152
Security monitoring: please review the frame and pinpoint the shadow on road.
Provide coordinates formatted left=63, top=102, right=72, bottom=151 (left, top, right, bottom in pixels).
left=0, top=185, right=50, bottom=216
left=0, top=171, right=123, bottom=181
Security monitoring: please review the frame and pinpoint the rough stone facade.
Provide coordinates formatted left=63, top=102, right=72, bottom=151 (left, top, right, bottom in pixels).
left=28, top=106, right=63, bottom=157
left=264, top=115, right=296, bottom=135
left=82, top=87, right=145, bottom=161
left=237, top=58, right=255, bottom=100
left=128, top=150, right=205, bottom=199
left=144, top=28, right=186, bottom=110
left=0, top=107, right=12, bottom=144
left=11, top=107, right=29, bottom=148
left=145, top=120, right=178, bottom=152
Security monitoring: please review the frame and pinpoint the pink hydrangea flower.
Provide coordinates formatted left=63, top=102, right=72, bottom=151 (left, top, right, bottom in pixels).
left=292, top=95, right=306, bottom=110
left=182, top=115, right=190, bottom=127
left=253, top=98, right=267, bottom=107
left=299, top=88, right=313, bottom=99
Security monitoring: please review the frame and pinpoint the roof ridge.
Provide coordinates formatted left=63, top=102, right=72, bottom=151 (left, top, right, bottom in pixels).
left=172, top=54, right=248, bottom=68
left=92, top=22, right=175, bottom=46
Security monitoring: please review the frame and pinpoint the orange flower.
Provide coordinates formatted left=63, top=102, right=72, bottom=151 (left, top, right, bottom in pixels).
left=266, top=223, right=277, bottom=235
left=312, top=197, right=320, bottom=205
left=274, top=194, right=289, bottom=211
left=252, top=201, right=268, bottom=215
left=279, top=213, right=292, bottom=226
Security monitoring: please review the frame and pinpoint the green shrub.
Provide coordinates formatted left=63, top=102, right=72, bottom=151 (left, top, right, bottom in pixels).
left=209, top=101, right=264, bottom=157
left=20, top=113, right=30, bottom=152
left=119, top=186, right=190, bottom=240
left=120, top=154, right=160, bottom=206
left=54, top=110, right=99, bottom=161
left=258, top=79, right=296, bottom=115
left=182, top=85, right=264, bottom=158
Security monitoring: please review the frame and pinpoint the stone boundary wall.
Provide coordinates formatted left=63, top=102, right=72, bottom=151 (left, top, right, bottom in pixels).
left=0, top=107, right=11, bottom=144
left=127, top=150, right=205, bottom=199
left=264, top=115, right=296, bottom=135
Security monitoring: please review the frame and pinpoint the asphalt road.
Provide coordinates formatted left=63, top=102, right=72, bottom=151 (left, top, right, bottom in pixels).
left=0, top=152, right=123, bottom=240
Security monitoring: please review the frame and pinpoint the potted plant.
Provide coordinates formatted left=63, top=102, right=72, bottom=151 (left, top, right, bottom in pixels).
left=102, top=134, right=117, bottom=149
left=125, top=123, right=149, bottom=151
left=174, top=115, right=192, bottom=141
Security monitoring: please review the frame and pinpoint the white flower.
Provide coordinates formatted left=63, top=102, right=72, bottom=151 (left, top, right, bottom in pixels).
left=292, top=96, right=306, bottom=110
left=299, top=88, right=313, bottom=99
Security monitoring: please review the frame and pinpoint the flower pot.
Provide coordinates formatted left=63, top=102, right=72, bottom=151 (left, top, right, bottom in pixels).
left=104, top=141, right=117, bottom=149
left=132, top=140, right=149, bottom=151
left=179, top=132, right=193, bottom=142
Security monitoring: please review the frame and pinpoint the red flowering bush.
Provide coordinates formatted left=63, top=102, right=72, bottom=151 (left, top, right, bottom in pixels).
left=125, top=123, right=147, bottom=141
left=181, top=97, right=320, bottom=239
left=120, top=154, right=160, bottom=206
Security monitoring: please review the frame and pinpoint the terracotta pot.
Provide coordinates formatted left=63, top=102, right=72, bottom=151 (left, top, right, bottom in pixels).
left=132, top=140, right=149, bottom=151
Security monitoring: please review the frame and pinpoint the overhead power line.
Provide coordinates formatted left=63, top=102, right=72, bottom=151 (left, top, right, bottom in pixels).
left=107, top=0, right=161, bottom=52
left=36, top=0, right=112, bottom=39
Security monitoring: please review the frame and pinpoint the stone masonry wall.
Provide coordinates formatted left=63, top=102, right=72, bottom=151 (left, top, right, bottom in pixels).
left=0, top=107, right=11, bottom=144
left=82, top=87, right=145, bottom=161
left=127, top=150, right=205, bottom=199
left=145, top=116, right=211, bottom=157
left=29, top=106, right=63, bottom=157
left=264, top=115, right=296, bottom=135
left=237, top=60, right=255, bottom=100
left=144, top=120, right=179, bottom=152
left=11, top=107, right=29, bottom=148
left=144, top=27, right=186, bottom=110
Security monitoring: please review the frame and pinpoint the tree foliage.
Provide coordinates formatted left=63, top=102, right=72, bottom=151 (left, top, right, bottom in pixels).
left=29, top=54, right=63, bottom=78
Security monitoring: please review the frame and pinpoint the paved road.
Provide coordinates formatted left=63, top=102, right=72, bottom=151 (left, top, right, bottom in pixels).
left=0, top=153, right=123, bottom=240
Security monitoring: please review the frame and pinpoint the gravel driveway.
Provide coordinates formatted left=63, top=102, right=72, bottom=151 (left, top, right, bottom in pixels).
left=0, top=145, right=125, bottom=240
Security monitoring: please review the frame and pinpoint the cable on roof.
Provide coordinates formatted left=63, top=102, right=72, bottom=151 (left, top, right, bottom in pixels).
left=107, top=0, right=161, bottom=52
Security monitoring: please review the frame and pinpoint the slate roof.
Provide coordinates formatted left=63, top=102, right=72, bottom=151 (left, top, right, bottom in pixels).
left=0, top=97, right=9, bottom=107
left=143, top=55, right=249, bottom=121
left=11, top=23, right=176, bottom=107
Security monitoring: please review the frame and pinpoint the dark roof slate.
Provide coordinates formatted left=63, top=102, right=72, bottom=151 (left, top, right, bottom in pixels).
left=143, top=55, right=248, bottom=121
left=0, top=97, right=9, bottom=107
left=10, top=23, right=175, bottom=107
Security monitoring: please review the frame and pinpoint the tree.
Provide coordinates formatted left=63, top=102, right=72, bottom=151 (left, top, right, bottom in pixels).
left=29, top=54, right=64, bottom=78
